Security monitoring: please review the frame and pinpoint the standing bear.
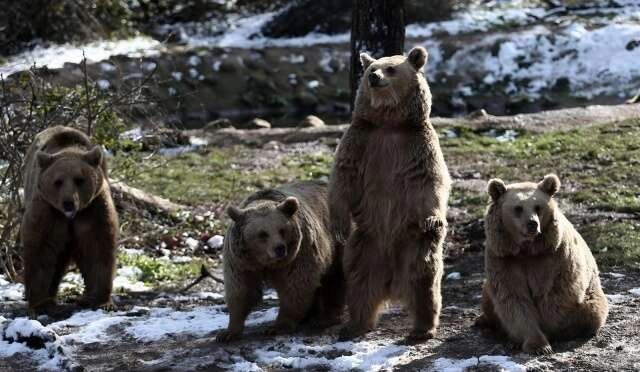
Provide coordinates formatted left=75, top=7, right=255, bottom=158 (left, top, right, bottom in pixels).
left=216, top=181, right=345, bottom=342
left=329, top=46, right=451, bottom=341
left=478, top=174, right=608, bottom=354
left=21, top=126, right=118, bottom=315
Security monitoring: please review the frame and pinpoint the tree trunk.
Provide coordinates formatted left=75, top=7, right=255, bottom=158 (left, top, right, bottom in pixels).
left=350, top=0, right=405, bottom=108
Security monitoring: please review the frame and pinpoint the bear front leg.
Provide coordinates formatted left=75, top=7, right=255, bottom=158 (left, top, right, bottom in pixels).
left=21, top=206, right=65, bottom=316
left=73, top=208, right=117, bottom=310
left=487, top=261, right=552, bottom=354
left=265, top=278, right=318, bottom=336
left=339, top=230, right=388, bottom=341
left=216, top=271, right=262, bottom=342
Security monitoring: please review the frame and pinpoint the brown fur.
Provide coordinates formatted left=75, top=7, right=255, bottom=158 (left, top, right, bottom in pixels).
left=21, top=126, right=118, bottom=315
left=329, top=47, right=451, bottom=341
left=478, top=174, right=608, bottom=354
left=216, top=181, right=345, bottom=342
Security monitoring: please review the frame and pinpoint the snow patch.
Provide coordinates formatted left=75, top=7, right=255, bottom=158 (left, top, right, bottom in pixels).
left=207, top=235, right=224, bottom=249
left=0, top=36, right=162, bottom=76
left=629, top=288, right=640, bottom=296
left=0, top=275, right=24, bottom=301
left=446, top=272, right=461, bottom=280
left=433, top=355, right=526, bottom=372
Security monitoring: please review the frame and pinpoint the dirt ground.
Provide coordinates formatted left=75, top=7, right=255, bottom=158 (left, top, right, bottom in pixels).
left=2, top=228, right=639, bottom=371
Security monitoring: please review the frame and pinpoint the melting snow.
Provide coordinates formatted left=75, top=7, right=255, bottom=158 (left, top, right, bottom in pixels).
left=0, top=275, right=24, bottom=301
left=0, top=36, right=162, bottom=77
left=629, top=288, right=640, bottom=296
left=433, top=355, right=526, bottom=372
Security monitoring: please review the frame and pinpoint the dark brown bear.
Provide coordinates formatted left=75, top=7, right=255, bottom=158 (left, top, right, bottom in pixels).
left=21, top=126, right=118, bottom=315
left=216, top=181, right=344, bottom=342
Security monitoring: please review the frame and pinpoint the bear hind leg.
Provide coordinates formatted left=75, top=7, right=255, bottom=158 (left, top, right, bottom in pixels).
left=339, top=230, right=388, bottom=341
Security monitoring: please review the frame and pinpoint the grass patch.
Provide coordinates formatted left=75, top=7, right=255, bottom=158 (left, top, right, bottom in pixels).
left=440, top=119, right=640, bottom=214
left=580, top=221, right=640, bottom=266
left=117, top=253, right=202, bottom=285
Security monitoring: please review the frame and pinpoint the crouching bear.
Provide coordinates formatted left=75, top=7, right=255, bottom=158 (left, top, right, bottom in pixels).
left=478, top=174, right=608, bottom=354
left=22, top=126, right=118, bottom=315
left=216, top=181, right=345, bottom=342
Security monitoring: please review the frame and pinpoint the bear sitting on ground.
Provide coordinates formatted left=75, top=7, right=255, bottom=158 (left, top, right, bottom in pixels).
left=216, top=180, right=344, bottom=342
left=478, top=174, right=608, bottom=354
left=329, top=46, right=451, bottom=341
left=21, top=126, right=118, bottom=315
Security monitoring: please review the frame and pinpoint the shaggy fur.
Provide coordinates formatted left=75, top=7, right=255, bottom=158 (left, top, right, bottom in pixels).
left=21, top=126, right=118, bottom=315
left=478, top=174, right=608, bottom=354
left=216, top=181, right=345, bottom=342
left=329, top=47, right=451, bottom=341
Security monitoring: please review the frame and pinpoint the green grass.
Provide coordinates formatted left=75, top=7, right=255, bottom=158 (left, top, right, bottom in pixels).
left=580, top=221, right=640, bottom=266
left=439, top=119, right=640, bottom=214
left=117, top=253, right=202, bottom=285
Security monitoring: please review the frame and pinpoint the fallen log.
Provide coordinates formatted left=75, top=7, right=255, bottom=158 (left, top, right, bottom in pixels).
left=187, top=103, right=640, bottom=146
left=109, top=179, right=185, bottom=215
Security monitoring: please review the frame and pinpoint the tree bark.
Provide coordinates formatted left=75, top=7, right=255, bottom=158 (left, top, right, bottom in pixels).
left=350, top=0, right=405, bottom=108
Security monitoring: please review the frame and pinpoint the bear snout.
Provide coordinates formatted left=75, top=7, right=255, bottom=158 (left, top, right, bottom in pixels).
left=526, top=220, right=540, bottom=235
left=274, top=244, right=287, bottom=258
left=62, top=200, right=77, bottom=218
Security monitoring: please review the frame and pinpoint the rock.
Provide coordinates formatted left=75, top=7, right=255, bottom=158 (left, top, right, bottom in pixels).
left=205, top=118, right=234, bottom=130
left=245, top=118, right=271, bottom=130
left=300, top=115, right=325, bottom=128
left=626, top=39, right=640, bottom=51
left=466, top=109, right=488, bottom=120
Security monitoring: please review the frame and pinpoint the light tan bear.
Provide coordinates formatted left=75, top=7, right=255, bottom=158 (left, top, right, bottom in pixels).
left=478, top=174, right=608, bottom=354
left=216, top=181, right=344, bottom=342
left=21, top=126, right=118, bottom=315
left=329, top=46, right=451, bottom=341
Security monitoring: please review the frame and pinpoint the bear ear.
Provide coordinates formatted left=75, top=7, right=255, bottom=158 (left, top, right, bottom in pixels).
left=487, top=178, right=507, bottom=201
left=227, top=205, right=245, bottom=222
left=277, top=197, right=299, bottom=217
left=408, top=46, right=428, bottom=71
left=37, top=151, right=55, bottom=169
left=538, top=174, right=561, bottom=196
left=360, top=52, right=376, bottom=69
left=82, top=146, right=103, bottom=167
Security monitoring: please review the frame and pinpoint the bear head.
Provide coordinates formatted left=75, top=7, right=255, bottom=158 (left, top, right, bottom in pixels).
left=227, top=197, right=302, bottom=268
left=36, top=146, right=105, bottom=219
left=358, top=46, right=429, bottom=111
left=487, top=174, right=561, bottom=246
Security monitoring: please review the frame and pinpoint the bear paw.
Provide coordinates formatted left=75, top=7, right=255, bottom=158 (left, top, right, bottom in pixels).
left=406, top=328, right=436, bottom=342
left=421, top=216, right=446, bottom=237
left=522, top=338, right=553, bottom=355
left=263, top=321, right=297, bottom=336
left=216, top=329, right=240, bottom=343
left=338, top=323, right=369, bottom=341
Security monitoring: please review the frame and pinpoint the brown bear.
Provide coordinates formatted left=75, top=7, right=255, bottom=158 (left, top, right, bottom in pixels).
left=329, top=46, right=451, bottom=341
left=21, top=126, right=118, bottom=315
left=216, top=180, right=344, bottom=342
left=478, top=174, right=608, bottom=354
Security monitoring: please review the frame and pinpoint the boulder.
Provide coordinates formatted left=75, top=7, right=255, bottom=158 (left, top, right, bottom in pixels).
left=300, top=115, right=325, bottom=128
left=245, top=118, right=271, bottom=130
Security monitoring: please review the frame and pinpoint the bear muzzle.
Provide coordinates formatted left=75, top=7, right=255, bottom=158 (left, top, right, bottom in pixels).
left=62, top=200, right=77, bottom=219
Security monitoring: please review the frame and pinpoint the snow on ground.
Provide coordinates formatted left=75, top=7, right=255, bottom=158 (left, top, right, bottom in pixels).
left=0, top=275, right=24, bottom=301
left=433, top=355, right=527, bottom=372
left=0, top=36, right=162, bottom=76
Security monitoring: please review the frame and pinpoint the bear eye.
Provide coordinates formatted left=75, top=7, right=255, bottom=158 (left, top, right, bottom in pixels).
left=514, top=206, right=523, bottom=215
left=279, top=228, right=286, bottom=236
left=534, top=205, right=541, bottom=213
left=74, top=177, right=84, bottom=187
left=385, top=66, right=395, bottom=75
left=258, top=231, right=268, bottom=240
left=54, top=179, right=63, bottom=188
